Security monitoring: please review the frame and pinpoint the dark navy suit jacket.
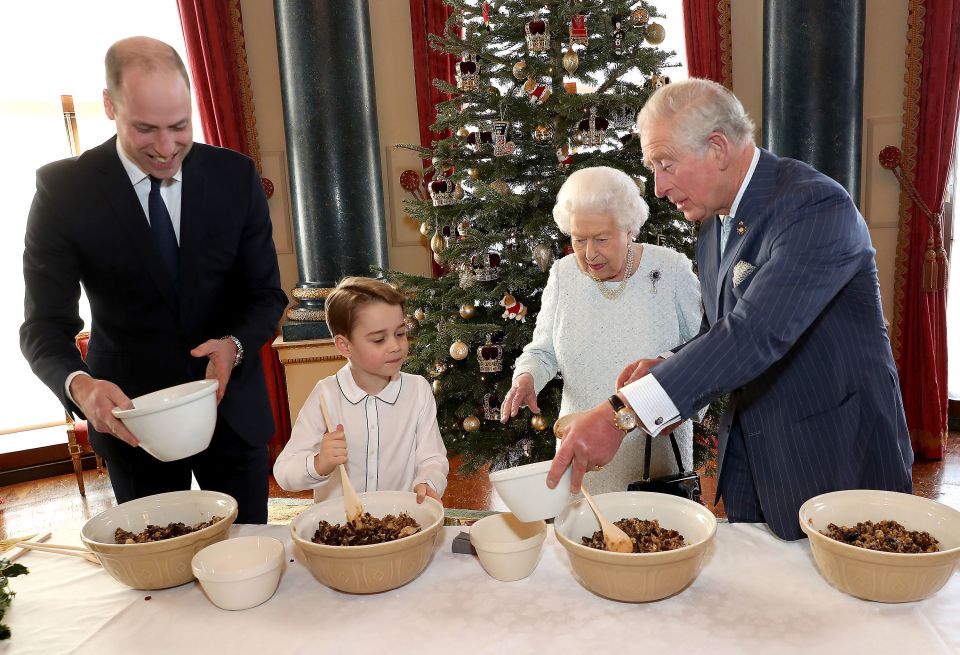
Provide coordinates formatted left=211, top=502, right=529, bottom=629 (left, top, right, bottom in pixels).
left=20, top=136, right=288, bottom=451
left=652, top=149, right=913, bottom=540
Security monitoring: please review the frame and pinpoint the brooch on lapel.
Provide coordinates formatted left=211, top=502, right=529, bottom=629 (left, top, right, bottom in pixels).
left=732, top=261, right=756, bottom=288
left=737, top=221, right=746, bottom=236
left=649, top=269, right=661, bottom=294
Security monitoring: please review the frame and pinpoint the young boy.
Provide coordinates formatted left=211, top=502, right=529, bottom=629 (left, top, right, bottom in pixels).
left=273, top=277, right=448, bottom=504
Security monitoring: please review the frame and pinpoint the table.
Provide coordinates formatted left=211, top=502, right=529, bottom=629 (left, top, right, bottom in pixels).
left=3, top=523, right=958, bottom=654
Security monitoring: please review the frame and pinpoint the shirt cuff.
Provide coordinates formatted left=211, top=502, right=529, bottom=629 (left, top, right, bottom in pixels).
left=65, top=371, right=91, bottom=405
left=657, top=350, right=674, bottom=360
left=619, top=374, right=681, bottom=438
left=306, top=454, right=329, bottom=482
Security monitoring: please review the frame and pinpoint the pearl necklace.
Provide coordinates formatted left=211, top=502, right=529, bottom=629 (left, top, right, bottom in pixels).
left=591, top=245, right=635, bottom=300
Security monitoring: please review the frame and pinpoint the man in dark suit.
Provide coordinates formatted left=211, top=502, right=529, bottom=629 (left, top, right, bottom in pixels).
left=548, top=78, right=913, bottom=540
left=20, top=36, right=288, bottom=524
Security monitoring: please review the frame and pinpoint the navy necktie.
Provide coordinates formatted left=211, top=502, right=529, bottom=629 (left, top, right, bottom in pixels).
left=148, top=176, right=180, bottom=288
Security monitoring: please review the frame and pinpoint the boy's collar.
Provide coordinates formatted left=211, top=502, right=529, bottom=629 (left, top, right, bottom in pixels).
left=336, top=362, right=402, bottom=405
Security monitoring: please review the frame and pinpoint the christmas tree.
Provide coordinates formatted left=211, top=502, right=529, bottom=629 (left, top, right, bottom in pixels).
left=386, top=0, right=718, bottom=473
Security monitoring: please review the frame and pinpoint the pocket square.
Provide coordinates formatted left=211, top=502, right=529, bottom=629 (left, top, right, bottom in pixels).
left=733, top=261, right=756, bottom=288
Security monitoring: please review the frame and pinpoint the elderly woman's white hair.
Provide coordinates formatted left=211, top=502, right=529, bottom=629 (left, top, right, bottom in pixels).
left=637, top=78, right=755, bottom=155
left=552, top=166, right=649, bottom=236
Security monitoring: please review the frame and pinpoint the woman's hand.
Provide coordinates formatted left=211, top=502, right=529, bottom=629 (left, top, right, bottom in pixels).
left=500, top=373, right=540, bottom=422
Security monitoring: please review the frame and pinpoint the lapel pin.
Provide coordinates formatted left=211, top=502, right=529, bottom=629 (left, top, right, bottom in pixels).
left=737, top=221, right=746, bottom=236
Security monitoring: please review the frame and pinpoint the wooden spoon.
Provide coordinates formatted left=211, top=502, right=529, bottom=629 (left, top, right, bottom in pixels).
left=580, top=488, right=633, bottom=553
left=317, top=395, right=365, bottom=525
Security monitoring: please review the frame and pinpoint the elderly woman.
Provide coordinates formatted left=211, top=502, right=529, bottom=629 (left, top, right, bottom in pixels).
left=501, top=166, right=702, bottom=494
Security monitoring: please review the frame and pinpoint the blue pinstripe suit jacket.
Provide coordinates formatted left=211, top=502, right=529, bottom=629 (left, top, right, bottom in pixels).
left=652, top=149, right=913, bottom=540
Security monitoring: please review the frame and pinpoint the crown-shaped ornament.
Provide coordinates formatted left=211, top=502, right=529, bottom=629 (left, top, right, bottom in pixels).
left=476, top=334, right=503, bottom=373
left=483, top=393, right=501, bottom=421
left=455, top=52, right=480, bottom=92
left=429, top=173, right=456, bottom=207
left=578, top=106, right=609, bottom=147
left=610, top=104, right=637, bottom=130
left=525, top=17, right=550, bottom=52
left=471, top=251, right=501, bottom=282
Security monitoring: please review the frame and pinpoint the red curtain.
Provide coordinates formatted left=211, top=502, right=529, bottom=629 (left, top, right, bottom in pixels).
left=891, top=0, right=959, bottom=459
left=177, top=0, right=292, bottom=461
left=681, top=0, right=732, bottom=88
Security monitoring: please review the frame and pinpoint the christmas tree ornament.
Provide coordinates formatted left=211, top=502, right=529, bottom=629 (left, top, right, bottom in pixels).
left=562, top=48, right=580, bottom=74
left=472, top=251, right=501, bottom=282
left=500, top=293, right=528, bottom=322
left=468, top=167, right=480, bottom=179
left=522, top=77, right=552, bottom=105
left=631, top=7, right=650, bottom=26
left=645, top=22, right=666, bottom=45
left=459, top=266, right=477, bottom=289
left=450, top=340, right=470, bottom=360
left=457, top=126, right=470, bottom=137
left=476, top=334, right=504, bottom=372
left=557, top=144, right=574, bottom=168
left=486, top=85, right=501, bottom=97
left=531, top=414, right=547, bottom=431
left=455, top=53, right=480, bottom=91
left=533, top=242, right=554, bottom=271
left=459, top=302, right=476, bottom=319
left=463, top=415, right=481, bottom=432
left=433, top=251, right=444, bottom=265
left=457, top=220, right=470, bottom=237
left=570, top=14, right=588, bottom=45
left=432, top=379, right=442, bottom=394
left=492, top=120, right=516, bottom=156
left=512, top=60, right=527, bottom=80
left=483, top=393, right=501, bottom=421
left=430, top=231, right=446, bottom=255
left=414, top=308, right=426, bottom=321
left=646, top=74, right=671, bottom=90
left=610, top=104, right=637, bottom=129
left=466, top=129, right=494, bottom=151
left=490, top=179, right=512, bottom=196
left=429, top=173, right=456, bottom=206
left=419, top=221, right=430, bottom=237
left=612, top=15, right=627, bottom=56
left=633, top=176, right=646, bottom=195
left=524, top=16, right=550, bottom=52
left=532, top=124, right=554, bottom=143
left=578, top=106, right=609, bottom=146
left=404, top=316, right=418, bottom=335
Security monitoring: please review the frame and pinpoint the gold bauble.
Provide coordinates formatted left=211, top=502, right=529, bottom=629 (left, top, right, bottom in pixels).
left=453, top=183, right=464, bottom=199
left=459, top=303, right=476, bottom=319
left=449, top=340, right=469, bottom=360
left=645, top=22, right=666, bottom=45
left=633, top=176, right=646, bottom=196
left=457, top=127, right=470, bottom=137
left=430, top=232, right=446, bottom=254
left=486, top=85, right=501, bottom=97
left=463, top=415, right=481, bottom=432
left=432, top=379, right=442, bottom=393
left=468, top=167, right=480, bottom=179
left=419, top=222, right=430, bottom=237
left=512, top=60, right=527, bottom=80
left=562, top=49, right=579, bottom=75
left=490, top=179, right=511, bottom=196
left=531, top=414, right=547, bottom=431
left=631, top=8, right=650, bottom=26
left=414, top=308, right=426, bottom=321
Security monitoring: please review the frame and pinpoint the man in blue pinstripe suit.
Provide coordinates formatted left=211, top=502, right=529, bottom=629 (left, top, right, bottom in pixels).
left=548, top=78, right=913, bottom=541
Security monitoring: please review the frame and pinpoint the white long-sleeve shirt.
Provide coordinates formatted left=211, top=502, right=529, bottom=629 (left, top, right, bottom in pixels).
left=273, top=363, right=449, bottom=502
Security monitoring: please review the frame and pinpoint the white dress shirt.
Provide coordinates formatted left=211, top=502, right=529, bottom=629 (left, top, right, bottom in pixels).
left=621, top=147, right=760, bottom=436
left=64, top=141, right=184, bottom=402
left=273, top=363, right=449, bottom=502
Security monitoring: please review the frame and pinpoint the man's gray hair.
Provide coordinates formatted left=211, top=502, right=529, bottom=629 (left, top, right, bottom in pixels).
left=636, top=78, right=755, bottom=154
left=553, top=166, right=649, bottom=236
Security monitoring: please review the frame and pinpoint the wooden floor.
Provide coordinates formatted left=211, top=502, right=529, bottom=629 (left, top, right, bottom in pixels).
left=0, top=432, right=957, bottom=541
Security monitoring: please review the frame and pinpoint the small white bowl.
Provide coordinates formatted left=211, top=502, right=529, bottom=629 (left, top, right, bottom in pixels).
left=470, top=513, right=546, bottom=582
left=113, top=380, right=218, bottom=461
left=192, top=536, right=285, bottom=610
left=488, top=460, right=573, bottom=522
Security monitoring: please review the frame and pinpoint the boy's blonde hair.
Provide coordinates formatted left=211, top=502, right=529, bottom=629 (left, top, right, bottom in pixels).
left=325, top=277, right=406, bottom=338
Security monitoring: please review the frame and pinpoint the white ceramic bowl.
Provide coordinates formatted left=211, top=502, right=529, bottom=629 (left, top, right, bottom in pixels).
left=81, top=490, right=238, bottom=590
left=488, top=460, right=573, bottom=522
left=470, top=513, right=546, bottom=581
left=113, top=380, right=218, bottom=461
left=554, top=491, right=717, bottom=602
left=290, top=491, right=444, bottom=594
left=192, top=536, right=285, bottom=610
left=799, top=489, right=960, bottom=602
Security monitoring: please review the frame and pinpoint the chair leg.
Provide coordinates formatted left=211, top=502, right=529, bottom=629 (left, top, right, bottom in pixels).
left=66, top=427, right=86, bottom=496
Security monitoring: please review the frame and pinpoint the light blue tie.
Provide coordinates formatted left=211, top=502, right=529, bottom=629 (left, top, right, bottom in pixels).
left=719, top=215, right=733, bottom=254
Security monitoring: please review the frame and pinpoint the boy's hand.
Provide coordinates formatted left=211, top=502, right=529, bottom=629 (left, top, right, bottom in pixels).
left=313, top=423, right=347, bottom=476
left=415, top=483, right=441, bottom=504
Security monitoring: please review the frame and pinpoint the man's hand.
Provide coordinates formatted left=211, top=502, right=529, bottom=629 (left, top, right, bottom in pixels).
left=415, top=483, right=441, bottom=504
left=616, top=357, right=663, bottom=389
left=500, top=373, right=540, bottom=422
left=313, top=424, right=347, bottom=477
left=190, top=338, right=237, bottom=403
left=69, top=375, right=139, bottom=446
left=547, top=401, right=625, bottom=493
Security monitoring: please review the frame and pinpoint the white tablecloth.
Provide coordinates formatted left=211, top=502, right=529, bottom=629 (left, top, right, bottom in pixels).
left=2, top=523, right=958, bottom=654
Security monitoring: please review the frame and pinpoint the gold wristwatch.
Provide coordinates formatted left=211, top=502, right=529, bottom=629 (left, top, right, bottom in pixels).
left=608, top=394, right=639, bottom=433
